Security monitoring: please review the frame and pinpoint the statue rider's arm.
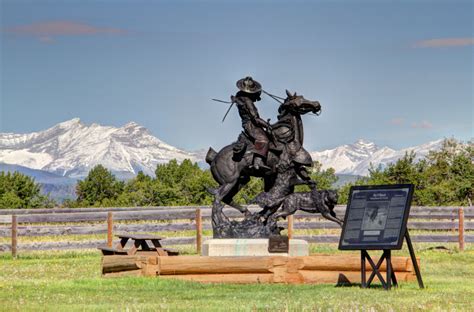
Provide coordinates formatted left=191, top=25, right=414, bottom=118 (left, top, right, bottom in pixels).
left=244, top=98, right=269, bottom=129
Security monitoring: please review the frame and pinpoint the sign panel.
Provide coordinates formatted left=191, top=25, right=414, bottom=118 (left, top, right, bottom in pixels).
left=339, top=184, right=414, bottom=250
left=268, top=235, right=289, bottom=253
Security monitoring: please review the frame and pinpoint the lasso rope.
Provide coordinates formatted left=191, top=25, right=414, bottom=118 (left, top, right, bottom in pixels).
left=212, top=90, right=287, bottom=122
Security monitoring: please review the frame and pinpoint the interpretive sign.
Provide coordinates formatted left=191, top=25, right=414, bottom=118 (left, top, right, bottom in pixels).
left=339, top=184, right=414, bottom=250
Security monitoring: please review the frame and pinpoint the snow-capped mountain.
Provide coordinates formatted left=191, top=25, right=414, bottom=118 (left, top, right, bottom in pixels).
left=0, top=118, right=197, bottom=178
left=310, top=138, right=445, bottom=176
left=0, top=118, right=449, bottom=179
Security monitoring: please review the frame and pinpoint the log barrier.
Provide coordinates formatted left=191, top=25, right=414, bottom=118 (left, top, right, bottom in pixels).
left=101, top=254, right=419, bottom=285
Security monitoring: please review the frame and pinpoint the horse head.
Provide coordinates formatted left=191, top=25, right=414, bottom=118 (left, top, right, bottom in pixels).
left=278, top=90, right=321, bottom=116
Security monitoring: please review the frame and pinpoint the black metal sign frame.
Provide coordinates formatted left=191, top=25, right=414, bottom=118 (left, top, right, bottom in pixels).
left=338, top=184, right=424, bottom=290
left=360, top=230, right=424, bottom=290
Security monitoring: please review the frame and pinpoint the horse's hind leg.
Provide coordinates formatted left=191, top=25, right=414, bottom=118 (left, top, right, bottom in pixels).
left=222, top=176, right=250, bottom=215
left=214, top=181, right=237, bottom=207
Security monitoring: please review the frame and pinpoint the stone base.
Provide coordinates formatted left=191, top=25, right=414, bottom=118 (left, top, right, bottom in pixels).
left=202, top=239, right=309, bottom=256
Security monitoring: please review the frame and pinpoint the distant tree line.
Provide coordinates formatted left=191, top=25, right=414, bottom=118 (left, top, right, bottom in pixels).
left=0, top=139, right=472, bottom=209
left=338, top=139, right=473, bottom=206
left=0, top=172, right=55, bottom=208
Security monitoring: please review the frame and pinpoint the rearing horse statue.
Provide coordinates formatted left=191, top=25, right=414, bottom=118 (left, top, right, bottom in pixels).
left=206, top=90, right=321, bottom=217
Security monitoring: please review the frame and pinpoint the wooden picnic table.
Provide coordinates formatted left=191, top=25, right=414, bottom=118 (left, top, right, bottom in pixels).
left=99, top=234, right=178, bottom=256
left=116, top=234, right=167, bottom=256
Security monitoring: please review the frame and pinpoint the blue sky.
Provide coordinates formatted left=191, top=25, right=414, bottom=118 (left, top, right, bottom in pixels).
left=1, top=0, right=472, bottom=151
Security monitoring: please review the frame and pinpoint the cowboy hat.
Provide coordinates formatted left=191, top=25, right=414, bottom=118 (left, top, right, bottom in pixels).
left=236, top=76, right=262, bottom=94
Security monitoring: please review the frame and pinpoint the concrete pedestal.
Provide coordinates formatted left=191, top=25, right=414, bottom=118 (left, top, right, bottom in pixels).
left=202, top=238, right=309, bottom=256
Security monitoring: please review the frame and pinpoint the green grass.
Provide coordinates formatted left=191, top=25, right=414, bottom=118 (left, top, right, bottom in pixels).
left=1, top=244, right=473, bottom=311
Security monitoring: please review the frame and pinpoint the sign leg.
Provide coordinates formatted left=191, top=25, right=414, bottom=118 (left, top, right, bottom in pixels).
left=405, top=230, right=424, bottom=289
left=361, top=250, right=367, bottom=288
left=391, top=269, right=398, bottom=287
left=386, top=250, right=392, bottom=290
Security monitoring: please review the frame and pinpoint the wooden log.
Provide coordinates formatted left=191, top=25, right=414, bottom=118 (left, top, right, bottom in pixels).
left=102, top=255, right=148, bottom=274
left=159, top=273, right=274, bottom=284
left=158, top=256, right=280, bottom=275
left=142, top=264, right=159, bottom=277
left=299, top=255, right=417, bottom=272
left=158, top=255, right=417, bottom=275
left=299, top=270, right=416, bottom=284
left=270, top=257, right=304, bottom=283
left=158, top=270, right=416, bottom=285
left=100, top=254, right=421, bottom=284
left=103, top=269, right=143, bottom=278
left=11, top=215, right=17, bottom=258
left=196, top=208, right=202, bottom=255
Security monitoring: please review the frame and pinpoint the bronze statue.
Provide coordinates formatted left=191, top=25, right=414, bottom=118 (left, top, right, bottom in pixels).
left=207, top=77, right=343, bottom=238
left=232, top=77, right=271, bottom=172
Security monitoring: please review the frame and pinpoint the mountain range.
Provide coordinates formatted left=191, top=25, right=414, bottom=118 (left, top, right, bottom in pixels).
left=310, top=138, right=444, bottom=176
left=0, top=118, right=197, bottom=179
left=0, top=118, right=447, bottom=199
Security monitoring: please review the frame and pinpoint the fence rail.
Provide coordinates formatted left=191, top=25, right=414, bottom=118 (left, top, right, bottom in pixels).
left=0, top=205, right=472, bottom=255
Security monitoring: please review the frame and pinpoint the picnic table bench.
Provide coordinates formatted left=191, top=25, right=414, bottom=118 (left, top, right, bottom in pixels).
left=98, top=234, right=179, bottom=256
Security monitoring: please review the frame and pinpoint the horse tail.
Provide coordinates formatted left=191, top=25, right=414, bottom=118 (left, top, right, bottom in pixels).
left=206, top=147, right=217, bottom=164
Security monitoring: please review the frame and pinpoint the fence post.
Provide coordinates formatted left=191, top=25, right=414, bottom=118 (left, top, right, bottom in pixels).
left=287, top=215, right=294, bottom=239
left=196, top=208, right=202, bottom=255
left=458, top=207, right=464, bottom=251
left=107, top=211, right=113, bottom=247
left=11, top=215, right=17, bottom=258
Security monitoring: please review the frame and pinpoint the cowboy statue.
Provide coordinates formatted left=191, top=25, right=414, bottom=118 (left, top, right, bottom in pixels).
left=231, top=76, right=271, bottom=172
left=207, top=76, right=342, bottom=238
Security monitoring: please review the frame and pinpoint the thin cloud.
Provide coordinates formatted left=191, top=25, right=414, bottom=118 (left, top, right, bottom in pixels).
left=2, top=21, right=127, bottom=42
left=390, top=118, right=404, bottom=126
left=420, top=120, right=433, bottom=129
left=414, top=37, right=474, bottom=48
left=411, top=120, right=433, bottom=129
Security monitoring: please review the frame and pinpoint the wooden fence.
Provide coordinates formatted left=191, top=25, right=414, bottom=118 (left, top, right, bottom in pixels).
left=0, top=206, right=472, bottom=256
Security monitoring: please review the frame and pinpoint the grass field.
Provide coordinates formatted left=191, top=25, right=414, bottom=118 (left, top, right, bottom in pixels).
left=1, top=244, right=473, bottom=311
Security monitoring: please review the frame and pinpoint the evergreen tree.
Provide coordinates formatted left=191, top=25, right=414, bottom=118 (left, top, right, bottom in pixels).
left=76, top=165, right=124, bottom=206
left=154, top=159, right=217, bottom=205
left=116, top=171, right=156, bottom=206
left=0, top=171, right=54, bottom=208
